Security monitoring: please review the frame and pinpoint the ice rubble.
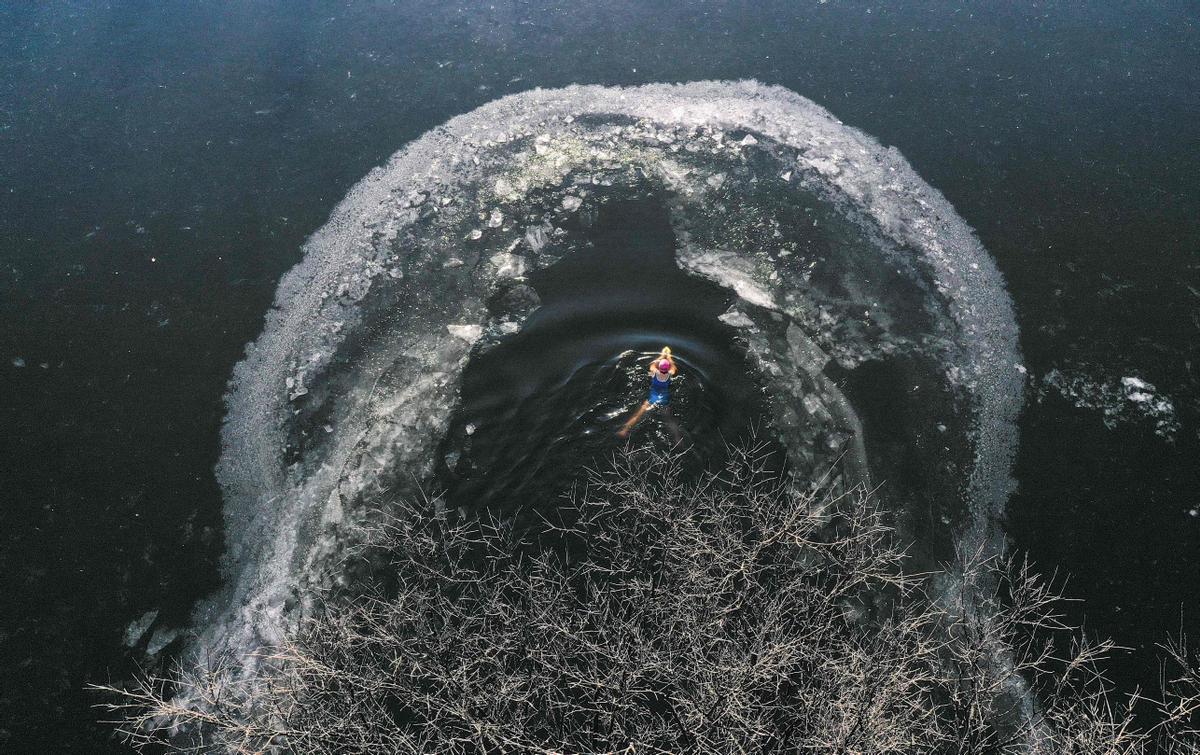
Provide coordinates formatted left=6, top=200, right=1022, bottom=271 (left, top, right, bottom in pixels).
left=192, top=81, right=1022, bottom=680
left=1039, top=368, right=1180, bottom=438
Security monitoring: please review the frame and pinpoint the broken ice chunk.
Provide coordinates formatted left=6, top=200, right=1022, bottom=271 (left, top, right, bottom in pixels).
left=489, top=252, right=525, bottom=278
left=146, top=627, right=181, bottom=656
left=1121, top=376, right=1154, bottom=393
left=285, top=376, right=309, bottom=400
left=123, top=610, right=159, bottom=648
left=524, top=225, right=548, bottom=251
left=447, top=324, right=482, bottom=342
left=718, top=309, right=755, bottom=329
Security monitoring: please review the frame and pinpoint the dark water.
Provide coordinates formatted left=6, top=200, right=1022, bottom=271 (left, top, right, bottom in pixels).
left=440, top=196, right=771, bottom=518
left=2, top=2, right=1198, bottom=750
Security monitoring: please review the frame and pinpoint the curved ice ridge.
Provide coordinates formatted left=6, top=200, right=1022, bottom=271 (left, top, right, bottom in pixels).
left=193, top=81, right=1023, bottom=674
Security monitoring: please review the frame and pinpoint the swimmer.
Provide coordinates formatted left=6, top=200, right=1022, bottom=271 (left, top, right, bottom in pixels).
left=617, top=347, right=682, bottom=442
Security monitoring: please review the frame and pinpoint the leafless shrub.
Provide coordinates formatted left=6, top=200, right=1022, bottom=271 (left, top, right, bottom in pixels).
left=94, top=442, right=1200, bottom=754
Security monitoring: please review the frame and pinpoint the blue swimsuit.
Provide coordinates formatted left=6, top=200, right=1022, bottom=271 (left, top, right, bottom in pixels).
left=648, top=373, right=670, bottom=406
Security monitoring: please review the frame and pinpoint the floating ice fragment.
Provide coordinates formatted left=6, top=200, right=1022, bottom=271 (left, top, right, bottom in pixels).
left=561, top=195, right=582, bottom=212
left=682, top=250, right=776, bottom=309
left=487, top=209, right=504, bottom=228
left=123, top=610, right=159, bottom=648
left=11, top=357, right=24, bottom=368
left=467, top=229, right=483, bottom=241
left=285, top=375, right=308, bottom=400
left=739, top=134, right=759, bottom=146
left=447, top=324, right=483, bottom=342
left=1041, top=369, right=1178, bottom=437
left=1121, top=376, right=1153, bottom=392
left=489, top=252, right=525, bottom=278
left=146, top=626, right=181, bottom=656
left=718, top=309, right=756, bottom=329
left=524, top=225, right=548, bottom=251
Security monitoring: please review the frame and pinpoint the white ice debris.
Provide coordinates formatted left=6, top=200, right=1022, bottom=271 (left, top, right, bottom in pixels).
left=447, top=324, right=483, bottom=342
left=285, top=376, right=308, bottom=401
left=561, top=195, right=582, bottom=212
left=1040, top=369, right=1179, bottom=437
left=11, top=357, right=25, bottom=368
left=718, top=309, right=756, bottom=329
left=1121, top=376, right=1152, bottom=394
left=681, top=250, right=776, bottom=310
left=489, top=252, right=525, bottom=278
left=524, top=225, right=549, bottom=251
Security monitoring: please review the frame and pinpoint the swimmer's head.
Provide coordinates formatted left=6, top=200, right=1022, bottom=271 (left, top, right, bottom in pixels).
left=657, top=360, right=671, bottom=373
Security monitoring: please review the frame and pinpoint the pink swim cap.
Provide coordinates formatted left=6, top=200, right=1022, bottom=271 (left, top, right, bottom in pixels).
left=657, top=360, right=671, bottom=373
